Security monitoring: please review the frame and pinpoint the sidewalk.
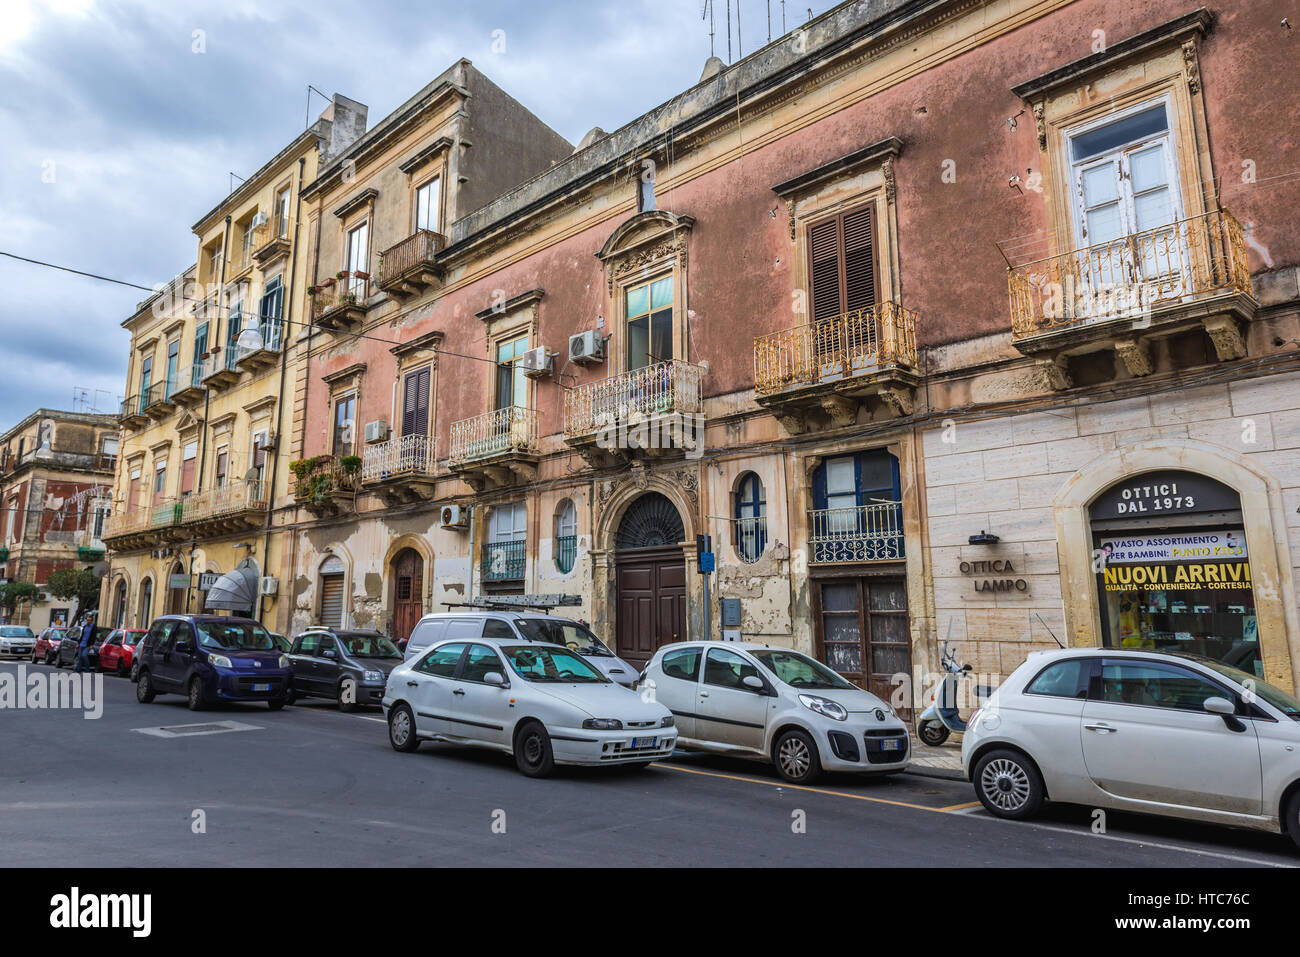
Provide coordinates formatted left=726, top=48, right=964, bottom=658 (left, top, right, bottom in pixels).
left=906, top=733, right=964, bottom=780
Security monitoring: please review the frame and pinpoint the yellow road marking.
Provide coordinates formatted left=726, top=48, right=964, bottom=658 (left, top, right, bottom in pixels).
left=652, top=762, right=966, bottom=813
left=935, top=800, right=981, bottom=812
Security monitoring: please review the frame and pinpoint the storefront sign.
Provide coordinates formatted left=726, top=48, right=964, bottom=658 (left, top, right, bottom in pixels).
left=1102, top=560, right=1251, bottom=592
left=958, top=559, right=1028, bottom=594
left=1099, top=530, right=1247, bottom=564
left=197, top=573, right=220, bottom=592
left=168, top=574, right=191, bottom=590
left=1090, top=471, right=1239, bottom=519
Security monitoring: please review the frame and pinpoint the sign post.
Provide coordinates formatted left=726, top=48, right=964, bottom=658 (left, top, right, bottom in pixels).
left=697, top=534, right=714, bottom=643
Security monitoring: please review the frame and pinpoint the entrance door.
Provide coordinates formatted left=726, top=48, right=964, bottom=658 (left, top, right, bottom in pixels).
left=392, top=548, right=423, bottom=644
left=814, top=577, right=911, bottom=717
left=615, top=547, right=687, bottom=670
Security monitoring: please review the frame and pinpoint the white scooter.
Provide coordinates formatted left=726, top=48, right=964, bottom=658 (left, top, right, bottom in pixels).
left=916, top=642, right=994, bottom=747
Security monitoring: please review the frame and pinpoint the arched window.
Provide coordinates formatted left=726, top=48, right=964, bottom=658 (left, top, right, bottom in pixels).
left=555, top=499, right=577, bottom=573
left=138, top=577, right=154, bottom=627
left=113, top=579, right=127, bottom=628
left=734, top=473, right=767, bottom=563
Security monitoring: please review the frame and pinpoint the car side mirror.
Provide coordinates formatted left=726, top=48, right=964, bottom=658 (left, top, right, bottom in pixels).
left=1203, top=695, right=1246, bottom=732
left=742, top=674, right=764, bottom=691
left=174, top=642, right=189, bottom=654
left=485, top=671, right=506, bottom=687
left=323, top=649, right=337, bottom=659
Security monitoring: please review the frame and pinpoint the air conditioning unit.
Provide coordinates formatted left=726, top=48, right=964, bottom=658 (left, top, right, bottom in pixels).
left=35, top=592, right=48, bottom=603
left=569, top=330, right=605, bottom=365
left=260, top=576, right=279, bottom=596
left=440, top=505, right=468, bottom=529
left=257, top=432, right=277, bottom=451
left=519, top=346, right=553, bottom=378
left=364, top=420, right=390, bottom=444
left=251, top=211, right=269, bottom=228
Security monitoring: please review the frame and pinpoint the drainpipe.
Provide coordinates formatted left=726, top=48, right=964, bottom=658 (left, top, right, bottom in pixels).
left=257, top=156, right=306, bottom=628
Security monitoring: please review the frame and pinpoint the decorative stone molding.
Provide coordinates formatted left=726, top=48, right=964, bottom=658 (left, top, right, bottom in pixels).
left=1203, top=314, right=1246, bottom=361
left=596, top=210, right=694, bottom=297
left=1113, top=337, right=1153, bottom=377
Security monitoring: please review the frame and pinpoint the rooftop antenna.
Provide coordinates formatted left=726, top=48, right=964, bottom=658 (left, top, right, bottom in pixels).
left=228, top=171, right=246, bottom=194
left=305, top=84, right=331, bottom=130
left=767, top=0, right=771, bottom=43
left=701, top=0, right=715, bottom=57
left=781, top=0, right=786, bottom=33
left=737, top=0, right=742, bottom=58
left=726, top=0, right=732, bottom=62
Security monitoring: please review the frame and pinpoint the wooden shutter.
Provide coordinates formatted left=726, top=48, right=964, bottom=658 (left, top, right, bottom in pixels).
left=180, top=455, right=196, bottom=495
left=401, top=368, right=430, bottom=437
left=807, top=205, right=878, bottom=321
left=319, top=574, right=344, bottom=627
left=809, top=219, right=841, bottom=322
left=842, top=207, right=876, bottom=311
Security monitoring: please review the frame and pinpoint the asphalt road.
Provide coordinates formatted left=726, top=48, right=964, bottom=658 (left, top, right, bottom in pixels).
left=1, top=660, right=1296, bottom=868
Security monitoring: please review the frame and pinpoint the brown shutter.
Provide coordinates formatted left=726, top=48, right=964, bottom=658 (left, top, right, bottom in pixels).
left=807, top=205, right=878, bottom=322
left=319, top=574, right=344, bottom=627
left=216, top=451, right=228, bottom=485
left=181, top=456, right=196, bottom=495
left=402, top=368, right=430, bottom=437
left=809, top=219, right=841, bottom=322
left=842, top=206, right=877, bottom=312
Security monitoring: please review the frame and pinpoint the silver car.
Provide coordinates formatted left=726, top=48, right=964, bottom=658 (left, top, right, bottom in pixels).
left=641, top=642, right=910, bottom=784
left=0, top=625, right=36, bottom=659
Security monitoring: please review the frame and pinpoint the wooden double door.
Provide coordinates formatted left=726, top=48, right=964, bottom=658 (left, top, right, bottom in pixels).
left=615, top=546, right=687, bottom=671
left=812, top=575, right=912, bottom=718
left=392, top=549, right=424, bottom=644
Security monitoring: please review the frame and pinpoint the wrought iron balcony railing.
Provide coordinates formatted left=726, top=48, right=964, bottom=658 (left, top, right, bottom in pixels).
left=808, top=502, right=904, bottom=564
left=201, top=343, right=240, bottom=382
left=448, top=407, right=539, bottom=466
left=753, top=301, right=918, bottom=398
left=1007, top=208, right=1253, bottom=339
left=361, top=434, right=435, bottom=483
left=555, top=534, right=577, bottom=574
left=150, top=501, right=183, bottom=529
left=252, top=215, right=291, bottom=253
left=564, top=360, right=704, bottom=437
left=482, top=540, right=526, bottom=582
left=734, top=516, right=769, bottom=564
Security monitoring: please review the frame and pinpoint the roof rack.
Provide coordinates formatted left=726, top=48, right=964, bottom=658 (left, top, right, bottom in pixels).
left=440, top=594, right=580, bottom=613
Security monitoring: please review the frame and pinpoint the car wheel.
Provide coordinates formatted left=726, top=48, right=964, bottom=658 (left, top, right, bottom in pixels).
left=136, top=671, right=156, bottom=703
left=973, top=749, right=1045, bottom=820
left=773, top=728, right=822, bottom=784
left=918, top=720, right=950, bottom=747
left=388, top=704, right=419, bottom=753
left=514, top=721, right=555, bottom=778
left=337, top=677, right=358, bottom=713
left=53, top=654, right=63, bottom=669
left=46, top=652, right=57, bottom=666
left=1284, top=790, right=1300, bottom=852
left=116, top=659, right=127, bottom=678
left=186, top=678, right=205, bottom=712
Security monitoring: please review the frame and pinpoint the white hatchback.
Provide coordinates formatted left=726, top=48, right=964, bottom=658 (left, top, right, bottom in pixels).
left=962, top=648, right=1300, bottom=850
left=641, top=642, right=910, bottom=783
left=383, top=636, right=676, bottom=777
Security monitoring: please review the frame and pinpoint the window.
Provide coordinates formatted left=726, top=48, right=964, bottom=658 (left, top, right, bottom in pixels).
left=402, top=367, right=430, bottom=437
left=314, top=636, right=337, bottom=659
left=625, top=275, right=672, bottom=370
left=1026, top=659, right=1090, bottom=698
left=226, top=300, right=243, bottom=365
left=415, top=176, right=441, bottom=233
left=139, top=578, right=153, bottom=626
left=180, top=442, right=197, bottom=496
left=152, top=462, right=167, bottom=506
left=734, top=472, right=767, bottom=563
left=193, top=322, right=208, bottom=377
left=295, top=632, right=323, bottom=656
left=486, top=502, right=527, bottom=583
left=555, top=499, right=577, bottom=574
left=91, top=501, right=109, bottom=540
left=206, top=244, right=222, bottom=283
left=482, top=619, right=516, bottom=639
left=346, top=222, right=369, bottom=296
left=808, top=205, right=876, bottom=322
left=495, top=335, right=529, bottom=410
left=275, top=186, right=291, bottom=236
left=460, top=644, right=503, bottom=682
left=417, top=642, right=467, bottom=677
left=638, top=163, right=656, bottom=212
left=127, top=468, right=142, bottom=511
left=250, top=431, right=268, bottom=488
left=139, top=355, right=153, bottom=403
left=661, top=647, right=701, bottom=682
left=214, top=450, right=228, bottom=489
left=165, top=339, right=180, bottom=398
left=333, top=394, right=356, bottom=456
left=258, top=277, right=284, bottom=352
left=1097, top=660, right=1227, bottom=712
left=489, top=502, right=527, bottom=544
left=703, top=647, right=761, bottom=689
left=240, top=220, right=256, bottom=266
left=445, top=619, right=485, bottom=641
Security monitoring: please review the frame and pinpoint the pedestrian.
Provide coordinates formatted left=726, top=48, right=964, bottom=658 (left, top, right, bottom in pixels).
left=74, top=611, right=97, bottom=674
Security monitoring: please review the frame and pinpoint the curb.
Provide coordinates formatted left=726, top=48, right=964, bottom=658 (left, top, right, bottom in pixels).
left=903, top=764, right=966, bottom=782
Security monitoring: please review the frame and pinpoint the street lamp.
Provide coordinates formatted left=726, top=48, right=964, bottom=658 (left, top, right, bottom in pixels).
left=235, top=320, right=264, bottom=352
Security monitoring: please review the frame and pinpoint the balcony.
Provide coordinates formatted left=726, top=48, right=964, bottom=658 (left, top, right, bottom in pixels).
left=169, top=363, right=206, bottom=404
left=377, top=230, right=445, bottom=301
left=101, top=501, right=184, bottom=551
left=481, top=540, right=526, bottom=583
left=360, top=434, right=437, bottom=505
left=292, top=455, right=359, bottom=516
left=235, top=319, right=284, bottom=372
left=252, top=215, right=291, bottom=267
left=753, top=301, right=919, bottom=432
left=142, top=381, right=177, bottom=419
left=311, top=274, right=367, bottom=331
left=808, top=502, right=904, bottom=565
left=1007, top=209, right=1257, bottom=381
left=448, top=407, right=540, bottom=491
left=119, top=393, right=147, bottom=429
left=563, top=360, right=705, bottom=467
left=201, top=344, right=241, bottom=389
left=180, top=481, right=268, bottom=537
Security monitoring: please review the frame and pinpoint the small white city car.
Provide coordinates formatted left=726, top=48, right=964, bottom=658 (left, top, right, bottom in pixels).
left=383, top=634, right=676, bottom=777
left=641, top=642, right=910, bottom=784
left=962, top=648, right=1300, bottom=849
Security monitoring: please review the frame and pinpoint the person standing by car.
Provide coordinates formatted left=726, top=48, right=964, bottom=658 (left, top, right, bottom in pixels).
left=74, top=612, right=97, bottom=674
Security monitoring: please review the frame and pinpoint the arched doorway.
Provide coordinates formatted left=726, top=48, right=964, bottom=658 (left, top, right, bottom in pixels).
left=138, top=577, right=154, bottom=628
left=613, top=492, right=687, bottom=670
left=391, top=548, right=424, bottom=644
left=165, top=562, right=187, bottom=615
left=112, top=578, right=127, bottom=628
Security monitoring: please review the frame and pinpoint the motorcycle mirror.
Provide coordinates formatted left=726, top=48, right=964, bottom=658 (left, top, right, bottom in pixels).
left=962, top=663, right=973, bottom=672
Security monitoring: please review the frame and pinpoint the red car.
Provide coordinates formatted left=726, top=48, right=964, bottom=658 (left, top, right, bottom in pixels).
left=98, top=629, right=148, bottom=676
left=31, top=627, right=69, bottom=665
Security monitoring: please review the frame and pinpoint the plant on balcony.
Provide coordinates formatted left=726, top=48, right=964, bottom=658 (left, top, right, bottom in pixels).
left=338, top=456, right=361, bottom=491
left=335, top=270, right=350, bottom=281
left=352, top=271, right=370, bottom=281
left=290, top=455, right=333, bottom=502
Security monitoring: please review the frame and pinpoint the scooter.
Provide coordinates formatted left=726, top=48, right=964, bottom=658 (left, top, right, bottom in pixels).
left=916, top=642, right=994, bottom=747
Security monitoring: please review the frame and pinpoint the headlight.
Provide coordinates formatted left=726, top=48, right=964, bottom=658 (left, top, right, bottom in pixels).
left=660, top=714, right=675, bottom=728
left=363, top=670, right=384, bottom=683
left=582, top=718, right=624, bottom=730
left=278, top=655, right=290, bottom=669
left=208, top=654, right=232, bottom=669
left=798, top=694, right=848, bottom=721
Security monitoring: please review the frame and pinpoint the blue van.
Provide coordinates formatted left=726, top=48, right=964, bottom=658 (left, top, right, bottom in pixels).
left=135, top=615, right=294, bottom=711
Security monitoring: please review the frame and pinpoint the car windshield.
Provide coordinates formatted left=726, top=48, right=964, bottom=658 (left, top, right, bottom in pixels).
left=1197, top=659, right=1300, bottom=720
left=195, top=620, right=275, bottom=651
left=1, top=627, right=34, bottom=638
left=125, top=632, right=146, bottom=646
left=340, top=633, right=401, bottom=659
left=513, top=619, right=612, bottom=656
left=750, top=649, right=858, bottom=690
left=503, top=645, right=609, bottom=683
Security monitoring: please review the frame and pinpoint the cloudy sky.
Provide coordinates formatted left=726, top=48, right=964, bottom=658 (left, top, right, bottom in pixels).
left=0, top=0, right=836, bottom=431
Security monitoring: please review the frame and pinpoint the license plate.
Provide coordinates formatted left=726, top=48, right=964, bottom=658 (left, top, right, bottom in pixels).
left=881, top=738, right=902, bottom=751
left=251, top=683, right=271, bottom=692
left=629, top=736, right=656, bottom=749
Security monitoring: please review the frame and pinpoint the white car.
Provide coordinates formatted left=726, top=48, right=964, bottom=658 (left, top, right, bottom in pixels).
left=383, top=635, right=676, bottom=777
left=962, top=648, right=1300, bottom=849
left=641, top=642, right=910, bottom=784
left=0, top=626, right=36, bottom=659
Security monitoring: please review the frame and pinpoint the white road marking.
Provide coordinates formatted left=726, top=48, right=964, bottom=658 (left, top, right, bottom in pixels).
left=133, top=720, right=262, bottom=738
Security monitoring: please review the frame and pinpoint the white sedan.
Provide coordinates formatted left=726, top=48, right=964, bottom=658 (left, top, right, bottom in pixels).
left=382, top=636, right=676, bottom=777
left=963, top=648, right=1300, bottom=850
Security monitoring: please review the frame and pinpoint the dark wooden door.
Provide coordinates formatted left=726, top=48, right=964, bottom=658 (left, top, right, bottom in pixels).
left=392, top=549, right=424, bottom=643
left=813, top=577, right=912, bottom=718
left=615, top=547, right=687, bottom=670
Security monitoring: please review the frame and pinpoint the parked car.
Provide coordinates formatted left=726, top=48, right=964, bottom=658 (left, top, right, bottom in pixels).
left=384, top=636, right=676, bottom=777
left=640, top=642, right=910, bottom=784
left=0, top=625, right=36, bottom=660
left=31, top=627, right=69, bottom=664
left=287, top=628, right=403, bottom=711
left=97, top=628, right=148, bottom=676
left=135, top=615, right=293, bottom=711
left=129, top=628, right=164, bottom=682
left=962, top=648, right=1300, bottom=850
left=54, top=626, right=110, bottom=668
left=268, top=632, right=292, bottom=654
left=403, top=610, right=639, bottom=687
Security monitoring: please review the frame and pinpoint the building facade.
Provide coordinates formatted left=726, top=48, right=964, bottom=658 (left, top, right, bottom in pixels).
left=0, top=409, right=118, bottom=629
